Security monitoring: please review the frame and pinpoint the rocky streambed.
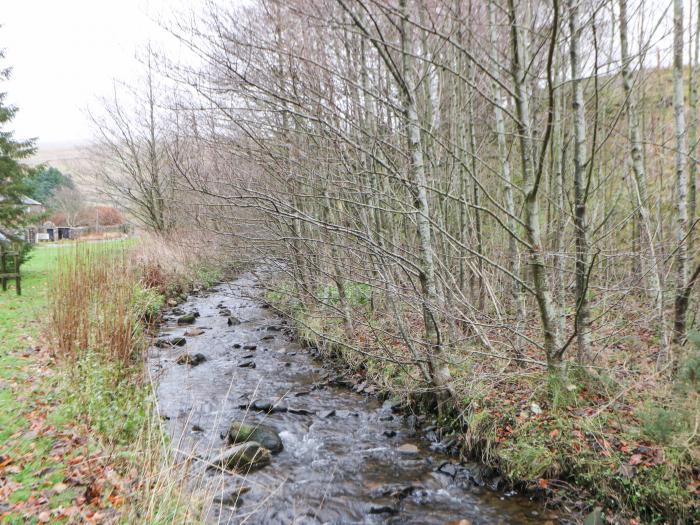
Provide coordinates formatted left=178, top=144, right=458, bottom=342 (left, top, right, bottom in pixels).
left=149, top=271, right=557, bottom=524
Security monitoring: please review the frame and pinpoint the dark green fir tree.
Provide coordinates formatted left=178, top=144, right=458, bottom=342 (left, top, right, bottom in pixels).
left=0, top=46, right=36, bottom=230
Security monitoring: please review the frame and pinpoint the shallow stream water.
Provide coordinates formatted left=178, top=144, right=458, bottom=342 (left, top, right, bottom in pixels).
left=149, top=271, right=556, bottom=525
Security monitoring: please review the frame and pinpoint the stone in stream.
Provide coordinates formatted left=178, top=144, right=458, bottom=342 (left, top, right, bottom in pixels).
left=382, top=399, right=403, bottom=413
left=368, top=505, right=397, bottom=515
left=172, top=307, right=185, bottom=315
left=227, top=316, right=241, bottom=326
left=261, top=335, right=274, bottom=341
left=227, top=421, right=284, bottom=453
left=241, top=353, right=255, bottom=359
left=177, top=314, right=197, bottom=325
left=238, top=399, right=287, bottom=413
left=383, top=430, right=397, bottom=438
left=213, top=486, right=250, bottom=507
left=184, top=328, right=205, bottom=336
left=219, top=308, right=232, bottom=316
left=369, top=484, right=416, bottom=500
left=436, top=461, right=460, bottom=478
left=232, top=343, right=242, bottom=349
left=397, top=444, right=419, bottom=456
left=238, top=360, right=256, bottom=368
left=213, top=494, right=243, bottom=507
left=287, top=407, right=315, bottom=416
left=267, top=325, right=282, bottom=331
left=155, top=336, right=186, bottom=348
left=208, top=442, right=271, bottom=472
left=243, top=344, right=257, bottom=350
left=176, top=352, right=206, bottom=366
left=320, top=409, right=336, bottom=418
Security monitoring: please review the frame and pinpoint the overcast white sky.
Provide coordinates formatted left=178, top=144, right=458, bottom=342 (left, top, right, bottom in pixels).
left=1, top=0, right=185, bottom=147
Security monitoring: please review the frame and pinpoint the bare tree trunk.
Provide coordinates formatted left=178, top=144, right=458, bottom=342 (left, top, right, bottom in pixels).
left=508, top=0, right=562, bottom=371
left=553, top=47, right=567, bottom=339
left=673, top=0, right=689, bottom=347
left=398, top=0, right=453, bottom=400
left=688, top=0, right=700, bottom=263
left=488, top=0, right=524, bottom=351
left=566, top=0, right=591, bottom=362
left=619, top=0, right=668, bottom=354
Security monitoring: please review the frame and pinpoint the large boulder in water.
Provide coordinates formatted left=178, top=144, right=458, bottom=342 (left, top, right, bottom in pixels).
left=227, top=421, right=283, bottom=453
left=176, top=352, right=206, bottom=366
left=177, top=313, right=196, bottom=325
left=155, top=336, right=186, bottom=348
left=209, top=442, right=271, bottom=472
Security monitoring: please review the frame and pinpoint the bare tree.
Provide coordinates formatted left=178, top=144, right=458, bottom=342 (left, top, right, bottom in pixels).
left=89, top=49, right=175, bottom=234
left=49, top=186, right=85, bottom=227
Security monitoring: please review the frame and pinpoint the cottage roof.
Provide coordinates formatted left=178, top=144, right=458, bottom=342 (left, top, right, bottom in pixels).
left=0, top=195, right=42, bottom=206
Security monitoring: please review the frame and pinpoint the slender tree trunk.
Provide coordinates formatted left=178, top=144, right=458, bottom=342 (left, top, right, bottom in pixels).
left=619, top=0, right=668, bottom=353
left=489, top=0, right=524, bottom=351
left=507, top=0, right=562, bottom=371
left=553, top=47, right=567, bottom=339
left=566, top=0, right=591, bottom=362
left=466, top=55, right=485, bottom=312
left=688, top=1, right=700, bottom=262
left=673, top=0, right=689, bottom=347
left=398, top=0, right=453, bottom=399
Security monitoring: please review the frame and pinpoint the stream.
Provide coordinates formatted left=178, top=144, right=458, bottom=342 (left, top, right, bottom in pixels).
left=148, top=271, right=557, bottom=524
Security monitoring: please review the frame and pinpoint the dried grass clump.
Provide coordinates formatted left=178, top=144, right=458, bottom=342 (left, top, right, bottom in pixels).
left=49, top=242, right=141, bottom=368
left=131, top=231, right=231, bottom=300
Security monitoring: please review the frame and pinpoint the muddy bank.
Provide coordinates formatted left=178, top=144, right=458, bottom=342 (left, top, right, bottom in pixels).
left=149, top=271, right=557, bottom=524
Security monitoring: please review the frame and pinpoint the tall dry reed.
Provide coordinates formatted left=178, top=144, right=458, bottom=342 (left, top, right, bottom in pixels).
left=49, top=242, right=142, bottom=369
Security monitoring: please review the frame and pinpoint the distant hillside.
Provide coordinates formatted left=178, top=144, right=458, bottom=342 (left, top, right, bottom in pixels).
left=28, top=142, right=104, bottom=203
left=28, top=142, right=92, bottom=171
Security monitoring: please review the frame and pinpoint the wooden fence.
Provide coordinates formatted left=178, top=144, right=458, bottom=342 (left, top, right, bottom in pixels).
left=0, top=247, right=21, bottom=295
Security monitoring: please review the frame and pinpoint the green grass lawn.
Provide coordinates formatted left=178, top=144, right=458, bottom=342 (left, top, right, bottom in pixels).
left=0, top=246, right=88, bottom=523
left=0, top=243, right=132, bottom=523
left=0, top=246, right=58, bottom=376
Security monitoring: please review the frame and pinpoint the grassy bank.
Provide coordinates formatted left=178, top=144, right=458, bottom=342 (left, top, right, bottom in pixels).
left=266, top=280, right=700, bottom=524
left=0, top=240, right=225, bottom=524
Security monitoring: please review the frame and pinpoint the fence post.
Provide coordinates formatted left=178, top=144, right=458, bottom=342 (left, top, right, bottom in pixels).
left=0, top=246, right=22, bottom=295
left=0, top=248, right=6, bottom=292
left=14, top=253, right=21, bottom=296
